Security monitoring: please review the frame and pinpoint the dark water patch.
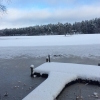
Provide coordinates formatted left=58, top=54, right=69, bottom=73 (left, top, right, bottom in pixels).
left=0, top=57, right=46, bottom=100
left=57, top=79, right=100, bottom=100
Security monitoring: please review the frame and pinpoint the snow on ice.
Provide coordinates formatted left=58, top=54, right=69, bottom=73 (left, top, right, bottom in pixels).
left=0, top=34, right=100, bottom=59
left=0, top=34, right=100, bottom=47
left=23, top=62, right=100, bottom=100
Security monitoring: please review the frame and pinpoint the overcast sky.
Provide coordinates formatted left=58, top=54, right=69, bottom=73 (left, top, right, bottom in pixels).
left=0, top=0, right=100, bottom=29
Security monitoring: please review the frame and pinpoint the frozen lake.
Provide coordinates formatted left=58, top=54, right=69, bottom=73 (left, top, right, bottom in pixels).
left=0, top=34, right=100, bottom=59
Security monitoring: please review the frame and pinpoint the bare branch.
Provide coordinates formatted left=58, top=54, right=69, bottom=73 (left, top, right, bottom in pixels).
left=0, top=4, right=6, bottom=12
left=0, top=0, right=8, bottom=12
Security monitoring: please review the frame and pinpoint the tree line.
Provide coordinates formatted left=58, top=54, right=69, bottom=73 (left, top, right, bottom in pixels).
left=0, top=17, right=100, bottom=36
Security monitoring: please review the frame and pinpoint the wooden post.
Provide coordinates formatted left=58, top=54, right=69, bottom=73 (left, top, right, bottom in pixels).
left=48, top=55, right=50, bottom=62
left=46, top=57, right=48, bottom=62
left=30, top=65, right=34, bottom=77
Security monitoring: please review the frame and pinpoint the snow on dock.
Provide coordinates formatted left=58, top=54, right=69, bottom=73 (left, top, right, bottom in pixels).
left=23, top=62, right=100, bottom=100
left=34, top=62, right=100, bottom=81
left=23, top=72, right=77, bottom=100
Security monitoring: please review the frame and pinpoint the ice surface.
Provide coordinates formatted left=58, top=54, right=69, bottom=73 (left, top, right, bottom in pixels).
left=0, top=34, right=100, bottom=59
left=0, top=34, right=100, bottom=99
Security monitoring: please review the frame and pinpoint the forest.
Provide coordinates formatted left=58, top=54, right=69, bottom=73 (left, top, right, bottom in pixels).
left=0, top=17, right=100, bottom=36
